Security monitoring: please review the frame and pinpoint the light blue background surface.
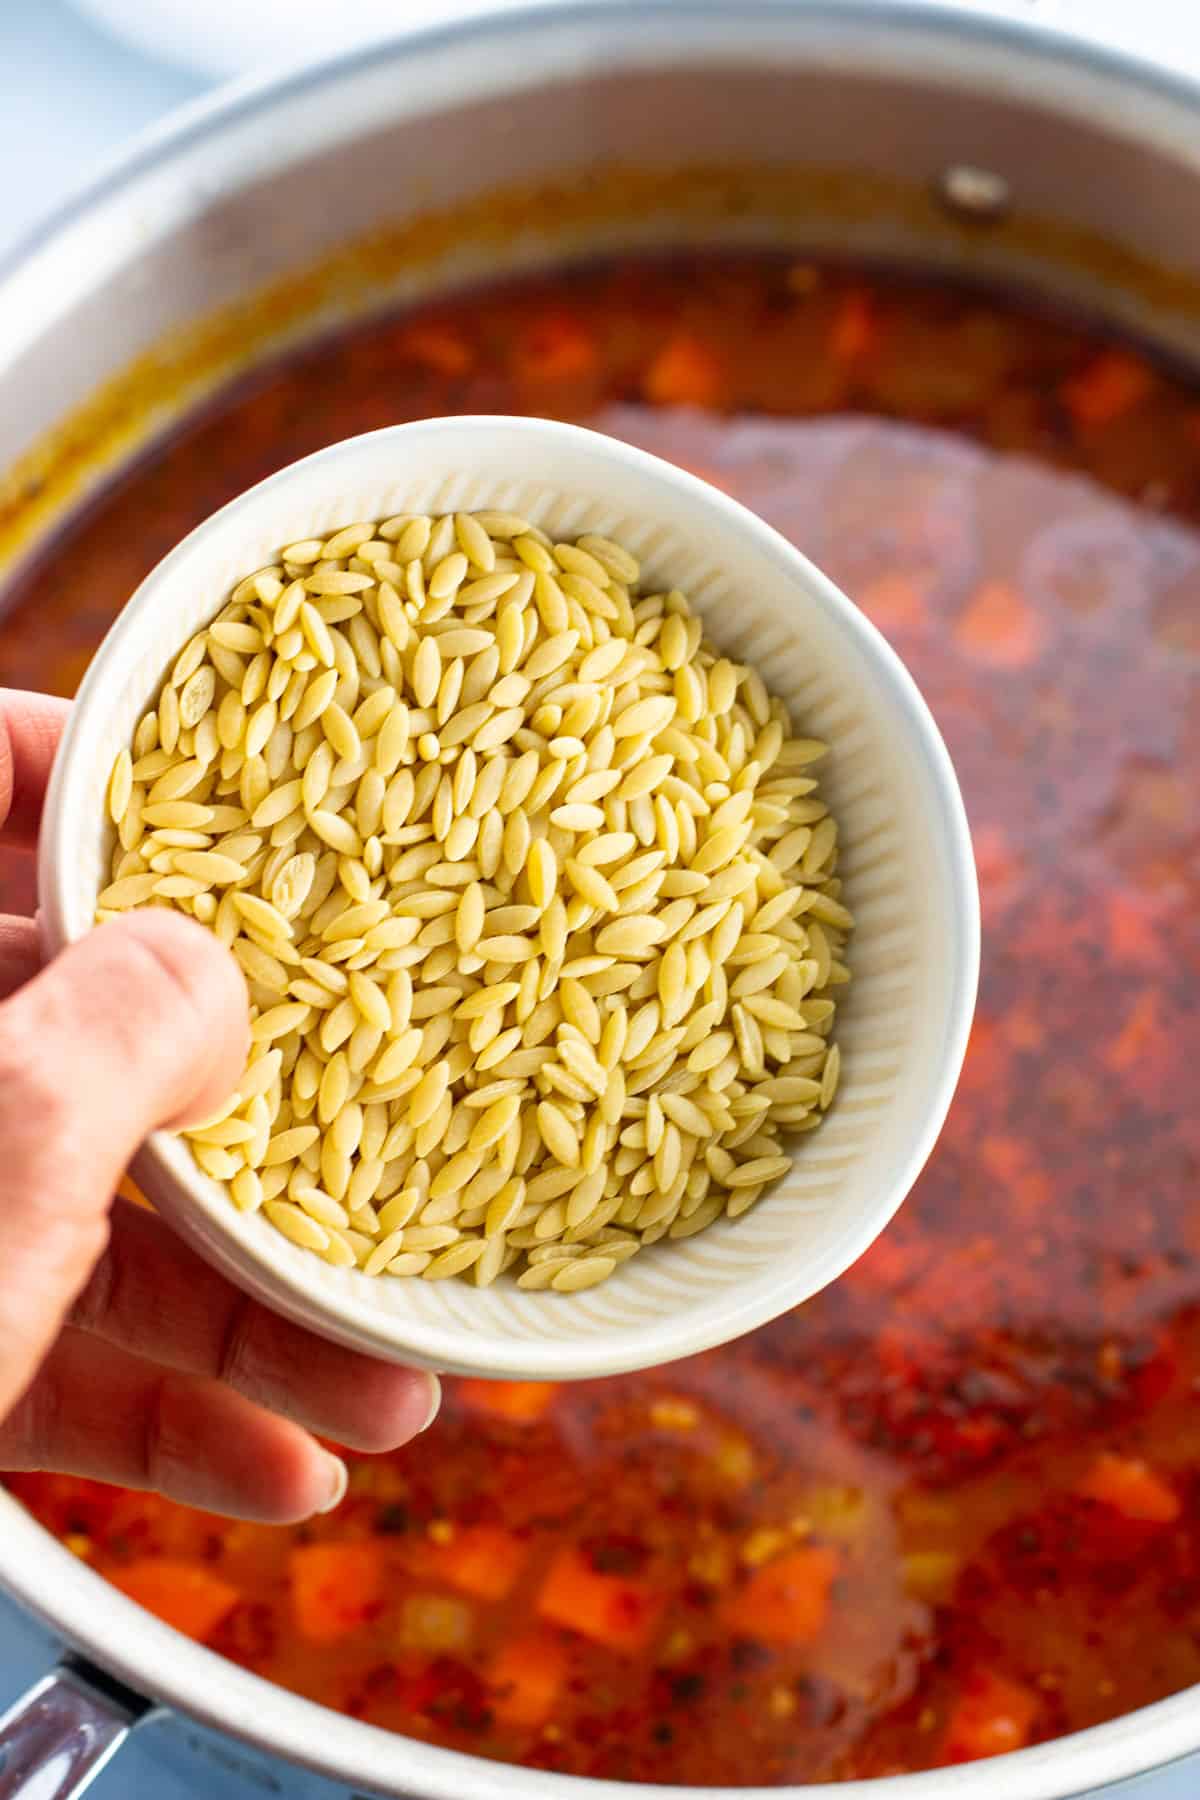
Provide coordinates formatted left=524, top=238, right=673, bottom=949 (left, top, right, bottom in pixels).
left=0, top=0, right=203, bottom=260
left=0, top=4, right=1197, bottom=1795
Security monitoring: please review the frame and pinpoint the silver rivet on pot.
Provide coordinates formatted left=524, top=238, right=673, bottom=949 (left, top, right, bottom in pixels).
left=936, top=163, right=1011, bottom=222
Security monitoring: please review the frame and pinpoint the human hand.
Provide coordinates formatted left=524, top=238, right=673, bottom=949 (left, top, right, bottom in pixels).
left=0, top=689, right=440, bottom=1520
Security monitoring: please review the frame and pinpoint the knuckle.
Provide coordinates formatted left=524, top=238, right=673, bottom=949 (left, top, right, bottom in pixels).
left=8, top=1358, right=61, bottom=1468
left=85, top=915, right=244, bottom=1093
left=108, top=914, right=247, bottom=1067
left=68, top=1231, right=118, bottom=1337
left=102, top=913, right=212, bottom=1027
left=0, top=1027, right=72, bottom=1137
left=215, top=1294, right=256, bottom=1392
left=139, top=1372, right=173, bottom=1491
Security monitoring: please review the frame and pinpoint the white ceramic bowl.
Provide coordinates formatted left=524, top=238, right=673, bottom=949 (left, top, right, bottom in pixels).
left=38, top=416, right=978, bottom=1380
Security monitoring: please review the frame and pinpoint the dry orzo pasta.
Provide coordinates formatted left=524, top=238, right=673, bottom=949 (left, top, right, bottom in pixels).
left=98, top=510, right=851, bottom=1290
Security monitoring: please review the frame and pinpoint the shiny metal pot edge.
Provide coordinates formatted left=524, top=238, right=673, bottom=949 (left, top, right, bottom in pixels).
left=2, top=4, right=1200, bottom=1796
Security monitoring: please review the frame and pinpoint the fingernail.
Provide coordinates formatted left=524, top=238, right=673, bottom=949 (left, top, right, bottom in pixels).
left=316, top=1453, right=348, bottom=1514
left=419, top=1372, right=442, bottom=1434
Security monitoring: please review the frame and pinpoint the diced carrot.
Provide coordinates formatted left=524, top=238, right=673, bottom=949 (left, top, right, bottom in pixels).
left=829, top=289, right=879, bottom=363
left=1107, top=891, right=1166, bottom=966
left=1077, top=1452, right=1181, bottom=1523
left=110, top=1558, right=240, bottom=1643
left=289, top=1541, right=384, bottom=1644
left=406, top=1524, right=527, bottom=1601
left=953, top=580, right=1045, bottom=668
left=854, top=571, right=928, bottom=633
left=1004, top=1003, right=1047, bottom=1054
left=397, top=321, right=474, bottom=377
left=943, top=1668, right=1039, bottom=1763
left=457, top=1379, right=559, bottom=1422
left=488, top=1632, right=568, bottom=1727
left=719, top=1545, right=839, bottom=1646
left=537, top=1547, right=664, bottom=1655
left=643, top=334, right=724, bottom=408
left=1105, top=989, right=1159, bottom=1073
left=514, top=310, right=597, bottom=382
left=1061, top=350, right=1153, bottom=428
left=979, top=1135, right=1030, bottom=1186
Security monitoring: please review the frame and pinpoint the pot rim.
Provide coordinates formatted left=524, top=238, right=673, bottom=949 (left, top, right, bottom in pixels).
left=3, top=3, right=1200, bottom=1795
left=6, top=0, right=1200, bottom=303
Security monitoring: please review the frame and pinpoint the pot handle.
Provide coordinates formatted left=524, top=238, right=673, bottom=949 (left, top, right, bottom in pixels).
left=0, top=1656, right=153, bottom=1799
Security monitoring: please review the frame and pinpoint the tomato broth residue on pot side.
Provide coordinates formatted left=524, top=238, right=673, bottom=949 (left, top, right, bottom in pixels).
left=7, top=253, right=1200, bottom=1783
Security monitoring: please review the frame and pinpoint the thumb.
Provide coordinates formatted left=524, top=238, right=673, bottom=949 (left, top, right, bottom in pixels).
left=0, top=911, right=247, bottom=1418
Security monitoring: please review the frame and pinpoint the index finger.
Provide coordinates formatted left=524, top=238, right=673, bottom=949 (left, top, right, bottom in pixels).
left=71, top=1200, right=441, bottom=1452
left=0, top=689, right=69, bottom=847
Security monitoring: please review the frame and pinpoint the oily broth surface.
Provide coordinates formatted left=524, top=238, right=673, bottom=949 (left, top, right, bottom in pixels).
left=7, top=255, right=1200, bottom=1782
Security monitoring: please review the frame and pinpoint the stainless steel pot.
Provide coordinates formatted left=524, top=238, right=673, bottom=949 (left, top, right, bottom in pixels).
left=3, top=4, right=1200, bottom=1796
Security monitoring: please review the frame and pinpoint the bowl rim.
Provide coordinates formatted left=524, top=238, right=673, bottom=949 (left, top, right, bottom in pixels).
left=38, top=412, right=980, bottom=1380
